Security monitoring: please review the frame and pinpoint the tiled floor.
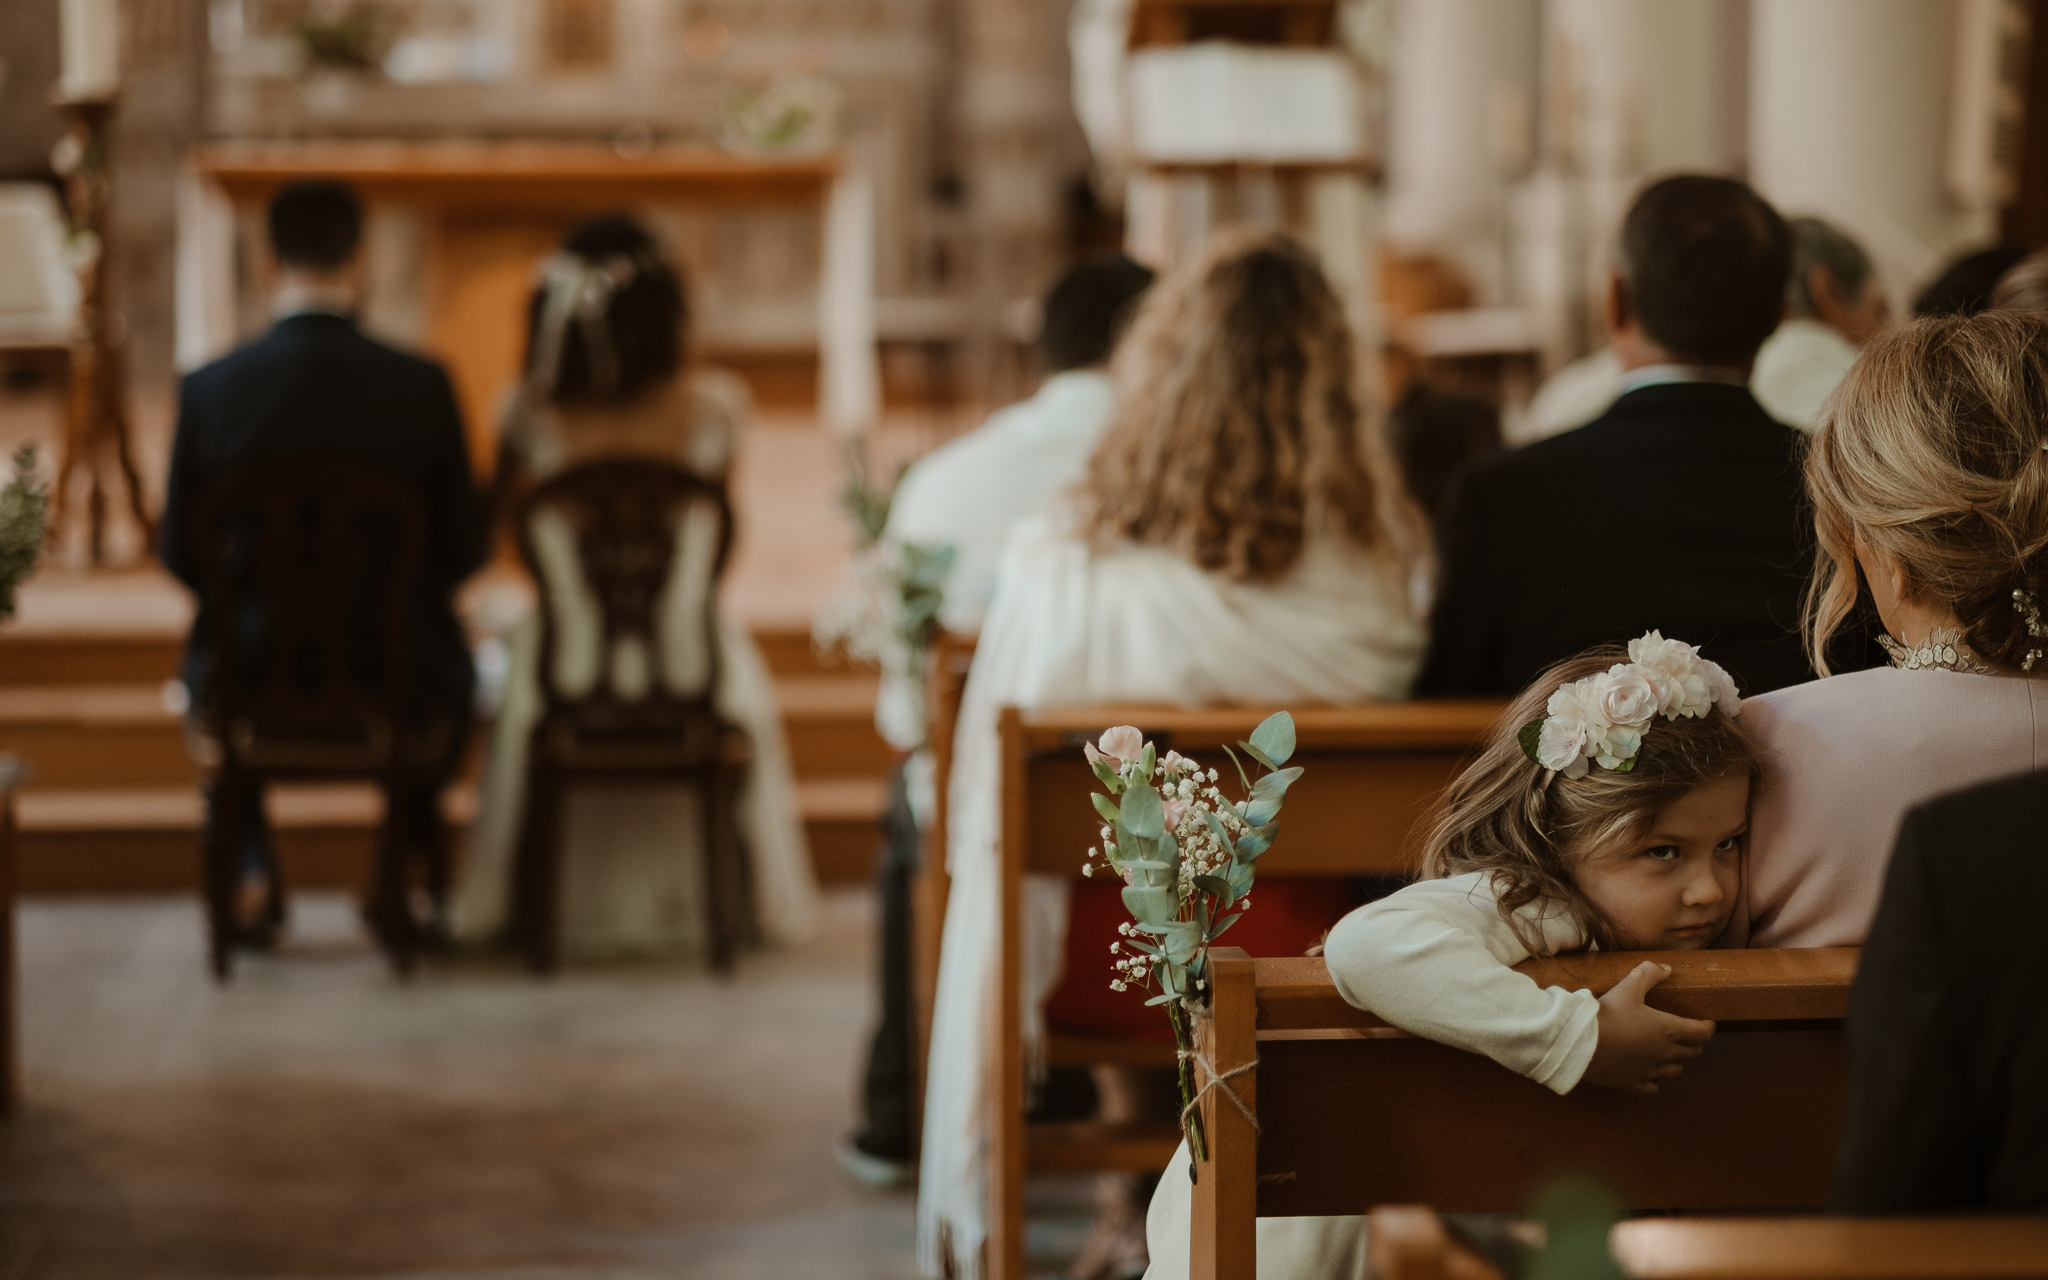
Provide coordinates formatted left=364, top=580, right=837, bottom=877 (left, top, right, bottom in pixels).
left=0, top=890, right=919, bottom=1279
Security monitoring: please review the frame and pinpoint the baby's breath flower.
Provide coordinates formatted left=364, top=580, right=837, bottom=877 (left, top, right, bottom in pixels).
left=1110, top=979, right=1127, bottom=992
left=1080, top=863, right=1093, bottom=877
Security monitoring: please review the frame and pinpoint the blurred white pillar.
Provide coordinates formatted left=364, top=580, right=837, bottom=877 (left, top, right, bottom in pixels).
left=1380, top=0, right=1539, bottom=302
left=1515, top=0, right=1744, bottom=363
left=1749, top=0, right=1999, bottom=313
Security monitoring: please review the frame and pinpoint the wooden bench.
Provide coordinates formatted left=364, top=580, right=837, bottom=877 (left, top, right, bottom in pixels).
left=1611, top=1216, right=2048, bottom=1280
left=989, top=699, right=1506, bottom=1280
left=1364, top=1208, right=2048, bottom=1280
left=1188, top=944, right=1860, bottom=1280
left=911, top=627, right=978, bottom=1139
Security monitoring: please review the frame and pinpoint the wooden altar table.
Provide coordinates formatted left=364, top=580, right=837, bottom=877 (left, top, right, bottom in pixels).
left=177, top=140, right=880, bottom=461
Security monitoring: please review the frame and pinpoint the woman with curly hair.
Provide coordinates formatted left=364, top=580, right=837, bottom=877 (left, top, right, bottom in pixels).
left=918, top=228, right=1427, bottom=1280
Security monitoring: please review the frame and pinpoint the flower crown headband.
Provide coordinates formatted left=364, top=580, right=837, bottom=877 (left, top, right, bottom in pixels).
left=1518, top=632, right=1742, bottom=780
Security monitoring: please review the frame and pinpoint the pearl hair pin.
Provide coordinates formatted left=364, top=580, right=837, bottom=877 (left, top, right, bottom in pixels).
left=2015, top=588, right=2046, bottom=672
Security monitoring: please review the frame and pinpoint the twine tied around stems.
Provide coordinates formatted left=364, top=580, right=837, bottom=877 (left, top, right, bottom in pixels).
left=1178, top=1048, right=1259, bottom=1133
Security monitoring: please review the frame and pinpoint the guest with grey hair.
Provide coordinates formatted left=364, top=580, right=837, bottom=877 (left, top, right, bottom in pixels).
left=1751, top=215, right=1889, bottom=429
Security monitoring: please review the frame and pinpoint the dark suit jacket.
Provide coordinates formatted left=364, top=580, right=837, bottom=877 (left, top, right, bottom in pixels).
left=1832, top=768, right=2048, bottom=1214
left=1414, top=382, right=1816, bottom=698
left=161, top=313, right=485, bottom=713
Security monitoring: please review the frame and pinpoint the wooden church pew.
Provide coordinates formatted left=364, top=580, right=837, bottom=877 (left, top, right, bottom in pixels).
left=1611, top=1216, right=2048, bottom=1280
left=988, top=699, right=1507, bottom=1280
left=1188, top=945, right=1861, bottom=1280
left=1364, top=1208, right=2048, bottom=1280
left=911, top=628, right=979, bottom=1137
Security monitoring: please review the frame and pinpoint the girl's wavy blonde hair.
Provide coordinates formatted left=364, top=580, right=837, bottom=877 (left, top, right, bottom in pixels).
left=1075, top=228, right=1421, bottom=583
left=1806, top=311, right=2048, bottom=674
left=1419, top=649, right=1763, bottom=952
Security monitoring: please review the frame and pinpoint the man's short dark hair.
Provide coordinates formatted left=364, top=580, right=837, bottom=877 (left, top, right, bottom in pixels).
left=267, top=181, right=363, bottom=272
left=1039, top=253, right=1157, bottom=372
left=1617, top=175, right=1791, bottom=366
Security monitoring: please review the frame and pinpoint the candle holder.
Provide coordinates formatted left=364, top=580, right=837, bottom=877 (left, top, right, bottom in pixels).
left=50, top=92, right=153, bottom=565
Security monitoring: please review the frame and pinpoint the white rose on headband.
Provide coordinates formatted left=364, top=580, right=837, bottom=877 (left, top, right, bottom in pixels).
left=1595, top=665, right=1661, bottom=727
left=1703, top=660, right=1742, bottom=717
left=1536, top=677, right=1604, bottom=778
left=1628, top=631, right=1716, bottom=718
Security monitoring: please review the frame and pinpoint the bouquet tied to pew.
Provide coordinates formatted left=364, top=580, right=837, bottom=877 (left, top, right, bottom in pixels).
left=1080, top=710, right=1301, bottom=1162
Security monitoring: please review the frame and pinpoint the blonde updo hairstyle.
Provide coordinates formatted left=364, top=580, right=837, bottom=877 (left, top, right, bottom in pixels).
left=1419, top=649, right=1763, bottom=952
left=1077, top=227, right=1421, bottom=584
left=1805, top=311, right=2048, bottom=675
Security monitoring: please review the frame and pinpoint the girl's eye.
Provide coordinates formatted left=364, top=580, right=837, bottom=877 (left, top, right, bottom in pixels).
left=1643, top=845, right=1681, bottom=862
left=1714, top=835, right=1742, bottom=854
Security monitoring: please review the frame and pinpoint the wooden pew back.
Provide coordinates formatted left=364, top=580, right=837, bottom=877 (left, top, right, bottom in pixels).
left=990, top=700, right=1504, bottom=1280
left=1190, top=946, right=1860, bottom=1280
left=1610, top=1216, right=2048, bottom=1280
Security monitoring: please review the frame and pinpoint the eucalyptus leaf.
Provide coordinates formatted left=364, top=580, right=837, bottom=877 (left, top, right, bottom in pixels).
left=1138, top=741, right=1157, bottom=783
left=1090, top=754, right=1125, bottom=791
left=1192, top=874, right=1231, bottom=899
left=1234, top=825, right=1276, bottom=862
left=1250, top=766, right=1305, bottom=803
left=1091, top=792, right=1121, bottom=823
left=1210, top=912, right=1242, bottom=941
left=1249, top=711, right=1296, bottom=765
left=1119, top=784, right=1165, bottom=839
left=1221, top=743, right=1253, bottom=794
left=1237, top=740, right=1277, bottom=771
left=1200, top=808, right=1233, bottom=849
left=1145, top=992, right=1176, bottom=1006
left=1122, top=884, right=1176, bottom=924
left=1244, top=797, right=1280, bottom=828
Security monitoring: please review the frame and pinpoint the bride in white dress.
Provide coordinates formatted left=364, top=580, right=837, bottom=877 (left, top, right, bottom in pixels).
left=453, top=215, right=817, bottom=959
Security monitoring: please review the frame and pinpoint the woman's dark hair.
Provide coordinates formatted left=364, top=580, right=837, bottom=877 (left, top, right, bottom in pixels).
left=1914, top=245, right=2031, bottom=318
left=1386, top=382, right=1502, bottom=521
left=523, top=214, right=687, bottom=403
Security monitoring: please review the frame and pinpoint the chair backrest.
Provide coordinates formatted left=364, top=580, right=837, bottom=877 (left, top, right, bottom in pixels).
left=1188, top=945, right=1860, bottom=1280
left=192, top=460, right=426, bottom=767
left=516, top=457, right=734, bottom=752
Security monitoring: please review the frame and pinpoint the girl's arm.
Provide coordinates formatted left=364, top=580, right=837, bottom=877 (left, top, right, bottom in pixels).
left=1322, top=873, right=1599, bottom=1094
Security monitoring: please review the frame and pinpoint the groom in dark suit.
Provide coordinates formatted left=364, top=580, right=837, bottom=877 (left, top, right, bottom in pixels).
left=1417, top=175, right=1817, bottom=698
left=160, top=180, right=483, bottom=933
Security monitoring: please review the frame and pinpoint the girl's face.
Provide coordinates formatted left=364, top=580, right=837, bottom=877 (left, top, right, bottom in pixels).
left=1571, top=774, right=1748, bottom=951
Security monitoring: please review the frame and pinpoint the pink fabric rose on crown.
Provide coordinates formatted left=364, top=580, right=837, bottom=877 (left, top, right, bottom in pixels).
left=1519, top=632, right=1742, bottom=778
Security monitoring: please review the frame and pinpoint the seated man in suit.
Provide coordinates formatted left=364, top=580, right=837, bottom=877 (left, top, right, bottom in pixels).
left=1418, top=175, right=1815, bottom=698
left=160, top=180, right=484, bottom=942
left=1833, top=767, right=2048, bottom=1213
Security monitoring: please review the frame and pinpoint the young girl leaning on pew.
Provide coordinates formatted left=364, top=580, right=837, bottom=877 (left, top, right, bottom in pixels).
left=1143, top=632, right=1755, bottom=1280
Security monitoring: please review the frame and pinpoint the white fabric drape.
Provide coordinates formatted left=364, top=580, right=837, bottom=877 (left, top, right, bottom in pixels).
left=916, top=514, right=1424, bottom=1278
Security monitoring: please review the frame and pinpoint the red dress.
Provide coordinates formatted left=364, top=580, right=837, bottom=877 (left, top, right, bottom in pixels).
left=1041, top=878, right=1358, bottom=1040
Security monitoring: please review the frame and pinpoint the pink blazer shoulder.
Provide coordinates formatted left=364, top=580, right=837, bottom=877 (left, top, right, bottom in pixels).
left=1737, top=667, right=2048, bottom=947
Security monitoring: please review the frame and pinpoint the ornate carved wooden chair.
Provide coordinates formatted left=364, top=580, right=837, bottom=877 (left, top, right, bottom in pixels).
left=509, top=458, right=750, bottom=974
left=190, top=462, right=457, bottom=980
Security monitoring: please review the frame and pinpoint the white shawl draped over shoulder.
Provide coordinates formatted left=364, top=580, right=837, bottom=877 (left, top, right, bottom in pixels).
left=917, top=513, right=1424, bottom=1277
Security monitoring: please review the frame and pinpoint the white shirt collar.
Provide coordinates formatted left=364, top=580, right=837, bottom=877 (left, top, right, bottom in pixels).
left=1616, top=362, right=1751, bottom=395
left=271, top=282, right=358, bottom=322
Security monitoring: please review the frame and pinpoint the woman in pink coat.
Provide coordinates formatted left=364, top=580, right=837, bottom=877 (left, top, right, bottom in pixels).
left=1736, top=310, right=2048, bottom=947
